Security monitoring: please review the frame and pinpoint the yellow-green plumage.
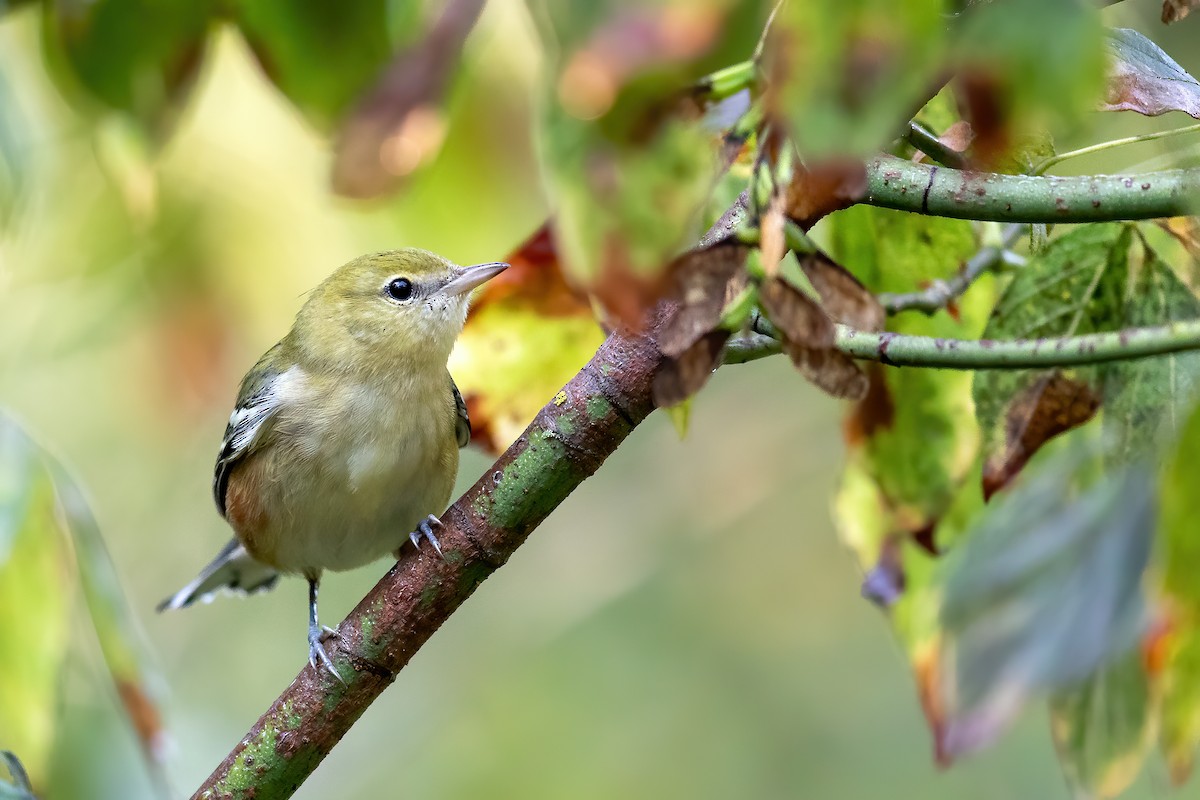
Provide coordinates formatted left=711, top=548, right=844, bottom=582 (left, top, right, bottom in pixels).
left=159, top=248, right=507, bottom=676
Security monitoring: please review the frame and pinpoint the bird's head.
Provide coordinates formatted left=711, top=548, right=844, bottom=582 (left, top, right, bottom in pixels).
left=293, top=248, right=507, bottom=372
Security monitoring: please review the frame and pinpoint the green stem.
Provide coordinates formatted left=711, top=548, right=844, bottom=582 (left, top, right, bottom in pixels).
left=694, top=60, right=757, bottom=101
left=904, top=121, right=968, bottom=169
left=865, top=155, right=1199, bottom=222
left=834, top=320, right=1200, bottom=369
left=1034, top=123, right=1200, bottom=175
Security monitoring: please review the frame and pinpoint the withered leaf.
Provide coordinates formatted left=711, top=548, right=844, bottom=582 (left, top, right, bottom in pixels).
left=652, top=329, right=730, bottom=407
left=799, top=252, right=885, bottom=331
left=982, top=371, right=1100, bottom=500
left=468, top=222, right=591, bottom=318
left=1102, top=28, right=1200, bottom=119
left=332, top=0, right=484, bottom=199
left=783, top=340, right=869, bottom=400
left=758, top=275, right=835, bottom=349
left=658, top=239, right=750, bottom=357
left=786, top=158, right=868, bottom=231
left=1163, top=0, right=1200, bottom=23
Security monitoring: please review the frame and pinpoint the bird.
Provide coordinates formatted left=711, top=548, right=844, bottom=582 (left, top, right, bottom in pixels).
left=157, top=249, right=507, bottom=678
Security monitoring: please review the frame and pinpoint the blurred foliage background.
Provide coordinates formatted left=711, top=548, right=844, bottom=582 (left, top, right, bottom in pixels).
left=3, top=0, right=1200, bottom=798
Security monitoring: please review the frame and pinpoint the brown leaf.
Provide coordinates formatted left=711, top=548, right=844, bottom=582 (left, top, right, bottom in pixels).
left=758, top=275, right=835, bottom=349
left=332, top=0, right=484, bottom=199
left=799, top=252, right=885, bottom=331
left=658, top=239, right=750, bottom=357
left=955, top=69, right=1011, bottom=170
left=786, top=158, right=868, bottom=231
left=783, top=340, right=869, bottom=400
left=652, top=329, right=730, bottom=407
left=1163, top=0, right=1200, bottom=23
left=982, top=371, right=1100, bottom=500
left=759, top=190, right=787, bottom=275
left=556, top=6, right=721, bottom=123
left=842, top=363, right=894, bottom=446
left=116, top=679, right=166, bottom=759
left=1102, top=28, right=1200, bottom=119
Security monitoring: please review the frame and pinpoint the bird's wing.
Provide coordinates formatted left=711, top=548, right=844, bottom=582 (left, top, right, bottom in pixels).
left=451, top=375, right=471, bottom=449
left=213, top=347, right=292, bottom=516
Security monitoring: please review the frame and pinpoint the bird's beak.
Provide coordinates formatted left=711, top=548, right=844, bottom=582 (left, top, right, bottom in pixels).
left=442, top=262, right=508, bottom=297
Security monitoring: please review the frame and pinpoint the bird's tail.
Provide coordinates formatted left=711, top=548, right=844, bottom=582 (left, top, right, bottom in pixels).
left=157, top=539, right=279, bottom=612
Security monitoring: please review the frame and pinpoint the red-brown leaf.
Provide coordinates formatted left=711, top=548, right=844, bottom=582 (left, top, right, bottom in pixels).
left=1163, top=0, right=1200, bottom=23
left=658, top=239, right=751, bottom=357
left=332, top=0, right=484, bottom=199
left=982, top=371, right=1100, bottom=500
left=1102, top=28, right=1200, bottom=119
left=799, top=252, right=885, bottom=331
left=652, top=329, right=730, bottom=407
left=786, top=158, right=868, bottom=231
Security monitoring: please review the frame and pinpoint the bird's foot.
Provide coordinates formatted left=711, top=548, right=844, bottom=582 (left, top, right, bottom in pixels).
left=409, top=514, right=447, bottom=560
left=308, top=623, right=345, bottom=683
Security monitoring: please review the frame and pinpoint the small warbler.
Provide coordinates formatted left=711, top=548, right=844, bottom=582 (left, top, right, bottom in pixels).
left=158, top=249, right=507, bottom=677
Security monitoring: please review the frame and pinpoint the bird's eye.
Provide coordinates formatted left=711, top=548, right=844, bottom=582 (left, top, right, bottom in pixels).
left=386, top=277, right=414, bottom=302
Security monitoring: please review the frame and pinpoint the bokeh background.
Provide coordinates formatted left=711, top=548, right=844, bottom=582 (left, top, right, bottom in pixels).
left=2, top=1, right=1200, bottom=797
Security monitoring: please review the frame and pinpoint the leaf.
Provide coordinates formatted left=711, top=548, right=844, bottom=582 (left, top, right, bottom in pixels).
left=234, top=0, right=406, bottom=130
left=42, top=0, right=215, bottom=135
left=831, top=206, right=986, bottom=555
left=0, top=419, right=71, bottom=789
left=974, top=224, right=1131, bottom=495
left=1102, top=28, right=1200, bottom=119
left=1163, top=0, right=1200, bottom=23
left=797, top=252, right=884, bottom=332
left=331, top=0, right=484, bottom=199
left=450, top=225, right=605, bottom=454
left=1157, top=402, right=1200, bottom=780
left=757, top=274, right=867, bottom=399
left=785, top=158, right=867, bottom=231
left=52, top=465, right=168, bottom=769
left=1049, top=650, right=1156, bottom=800
left=981, top=371, right=1100, bottom=501
left=939, top=454, right=1153, bottom=761
left=533, top=1, right=765, bottom=321
left=951, top=0, right=1105, bottom=170
left=770, top=0, right=948, bottom=157
left=1101, top=237, right=1200, bottom=461
left=658, top=239, right=750, bottom=357
left=651, top=329, right=729, bottom=408
left=757, top=275, right=834, bottom=349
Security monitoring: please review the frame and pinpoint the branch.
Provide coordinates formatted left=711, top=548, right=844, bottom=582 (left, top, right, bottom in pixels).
left=877, top=223, right=1024, bottom=314
left=192, top=331, right=663, bottom=799
left=865, top=155, right=1200, bottom=222
left=836, top=320, right=1200, bottom=369
left=904, top=121, right=968, bottom=169
left=727, top=316, right=1200, bottom=369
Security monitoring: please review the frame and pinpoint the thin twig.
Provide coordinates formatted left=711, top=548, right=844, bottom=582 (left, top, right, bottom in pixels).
left=904, top=121, right=968, bottom=169
left=1034, top=123, right=1200, bottom=176
left=878, top=224, right=1024, bottom=314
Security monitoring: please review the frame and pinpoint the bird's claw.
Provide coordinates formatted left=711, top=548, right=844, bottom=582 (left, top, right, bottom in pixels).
left=409, top=514, right=446, bottom=561
left=308, top=624, right=345, bottom=683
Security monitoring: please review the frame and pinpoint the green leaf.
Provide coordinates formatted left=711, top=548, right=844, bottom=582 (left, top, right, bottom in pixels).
left=1101, top=236, right=1200, bottom=461
left=531, top=1, right=766, bottom=318
left=42, top=0, right=215, bottom=134
left=775, top=0, right=947, bottom=156
left=830, top=206, right=986, bottom=548
left=233, top=0, right=411, bottom=130
left=0, top=418, right=71, bottom=789
left=1102, top=27, right=1200, bottom=119
left=938, top=450, right=1152, bottom=761
left=1158, top=401, right=1200, bottom=781
left=973, top=224, right=1131, bottom=495
left=1049, top=650, right=1156, bottom=800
